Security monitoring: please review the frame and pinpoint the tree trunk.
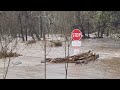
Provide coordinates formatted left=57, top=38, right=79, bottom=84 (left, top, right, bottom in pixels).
left=21, top=28, right=25, bottom=41
left=81, top=25, right=86, bottom=38
left=18, top=14, right=25, bottom=41
left=18, top=32, right=21, bottom=38
left=25, top=28, right=28, bottom=41
left=97, top=22, right=100, bottom=38
left=35, top=31, right=41, bottom=41
left=40, top=16, right=43, bottom=38
left=47, top=23, right=50, bottom=37
left=100, top=23, right=106, bottom=38
left=43, top=21, right=45, bottom=40
left=87, top=21, right=90, bottom=37
left=47, top=30, right=49, bottom=37
left=100, top=30, right=104, bottom=38
left=106, top=29, right=109, bottom=37
left=20, top=22, right=24, bottom=41
left=100, top=31, right=104, bottom=38
left=115, top=27, right=118, bottom=33
left=43, top=29, right=46, bottom=41
left=98, top=30, right=100, bottom=38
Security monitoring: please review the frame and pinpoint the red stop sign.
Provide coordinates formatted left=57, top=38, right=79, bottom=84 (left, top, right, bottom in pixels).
left=71, top=29, right=83, bottom=40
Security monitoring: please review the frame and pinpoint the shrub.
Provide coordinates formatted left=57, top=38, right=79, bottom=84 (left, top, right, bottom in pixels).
left=0, top=51, right=22, bottom=59
left=26, top=40, right=36, bottom=45
left=53, top=40, right=62, bottom=47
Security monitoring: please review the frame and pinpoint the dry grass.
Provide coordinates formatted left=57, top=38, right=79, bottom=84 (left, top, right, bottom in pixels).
left=50, top=40, right=62, bottom=47
left=0, top=51, right=22, bottom=59
left=26, top=40, right=36, bottom=45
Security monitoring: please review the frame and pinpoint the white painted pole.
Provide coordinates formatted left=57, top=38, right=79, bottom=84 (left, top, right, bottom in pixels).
left=73, top=46, right=80, bottom=55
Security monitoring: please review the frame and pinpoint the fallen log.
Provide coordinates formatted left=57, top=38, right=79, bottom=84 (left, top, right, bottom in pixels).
left=75, top=54, right=99, bottom=64
left=41, top=51, right=99, bottom=64
left=41, top=58, right=52, bottom=63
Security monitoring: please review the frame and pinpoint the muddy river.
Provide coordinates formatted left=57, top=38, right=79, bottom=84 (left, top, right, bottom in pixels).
left=0, top=38, right=120, bottom=79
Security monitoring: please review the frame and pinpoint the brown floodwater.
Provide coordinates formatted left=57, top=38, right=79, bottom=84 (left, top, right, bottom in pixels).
left=0, top=38, right=120, bottom=79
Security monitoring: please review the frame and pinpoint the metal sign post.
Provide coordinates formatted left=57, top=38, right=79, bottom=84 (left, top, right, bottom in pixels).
left=71, top=29, right=83, bottom=55
left=73, top=46, right=80, bottom=55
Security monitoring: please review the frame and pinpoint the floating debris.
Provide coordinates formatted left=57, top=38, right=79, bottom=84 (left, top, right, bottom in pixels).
left=12, top=60, right=22, bottom=65
left=41, top=51, right=99, bottom=64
